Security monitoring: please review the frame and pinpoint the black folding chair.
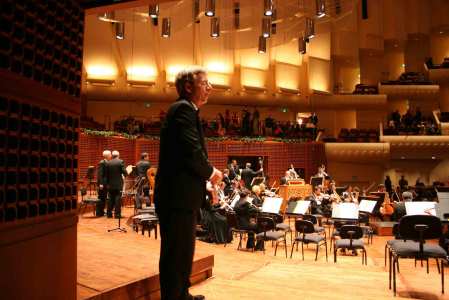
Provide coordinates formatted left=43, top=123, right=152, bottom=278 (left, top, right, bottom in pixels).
left=256, top=216, right=288, bottom=257
left=389, top=215, right=447, bottom=296
left=224, top=211, right=254, bottom=251
left=291, top=219, right=328, bottom=261
left=333, top=225, right=367, bottom=265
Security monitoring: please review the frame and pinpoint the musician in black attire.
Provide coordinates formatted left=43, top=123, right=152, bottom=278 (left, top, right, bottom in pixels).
left=96, top=150, right=111, bottom=216
left=222, top=169, right=233, bottom=196
left=135, top=152, right=151, bottom=209
left=228, top=159, right=239, bottom=181
left=154, top=67, right=222, bottom=300
left=233, top=190, right=261, bottom=249
left=106, top=150, right=127, bottom=218
left=241, top=162, right=263, bottom=190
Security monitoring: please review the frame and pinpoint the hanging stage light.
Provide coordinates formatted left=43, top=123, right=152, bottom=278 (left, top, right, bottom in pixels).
left=316, top=0, right=326, bottom=18
left=149, top=4, right=159, bottom=19
left=233, top=2, right=240, bottom=29
left=98, top=11, right=116, bottom=22
left=264, top=0, right=274, bottom=16
left=262, top=17, right=271, bottom=38
left=211, top=17, right=220, bottom=38
left=115, top=22, right=125, bottom=40
left=205, top=0, right=216, bottom=17
left=258, top=36, right=267, bottom=53
left=161, top=18, right=170, bottom=38
left=298, top=35, right=306, bottom=54
left=305, top=17, right=315, bottom=40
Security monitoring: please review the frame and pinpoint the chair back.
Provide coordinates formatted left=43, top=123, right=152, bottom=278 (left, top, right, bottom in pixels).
left=262, top=212, right=283, bottom=224
left=339, top=225, right=363, bottom=240
left=294, top=219, right=315, bottom=234
left=398, top=215, right=442, bottom=241
left=303, top=214, right=318, bottom=225
left=226, top=211, right=239, bottom=229
left=257, top=216, right=276, bottom=232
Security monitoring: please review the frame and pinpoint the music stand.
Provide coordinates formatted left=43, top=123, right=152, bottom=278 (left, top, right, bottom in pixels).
left=332, top=203, right=359, bottom=220
left=108, top=181, right=128, bottom=233
left=286, top=200, right=311, bottom=216
left=405, top=202, right=437, bottom=216
left=310, top=176, right=324, bottom=188
left=359, top=200, right=377, bottom=214
left=261, top=197, right=283, bottom=214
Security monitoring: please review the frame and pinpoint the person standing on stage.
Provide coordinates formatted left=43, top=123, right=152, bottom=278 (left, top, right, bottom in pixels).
left=228, top=159, right=239, bottom=181
left=106, top=150, right=127, bottom=218
left=96, top=150, right=111, bottom=217
left=135, top=152, right=151, bottom=209
left=154, top=66, right=222, bottom=300
left=241, top=162, right=263, bottom=190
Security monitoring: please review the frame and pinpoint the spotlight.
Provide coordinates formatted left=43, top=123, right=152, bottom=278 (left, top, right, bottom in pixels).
left=316, top=0, right=326, bottom=18
left=262, top=17, right=271, bottom=38
left=305, top=18, right=315, bottom=40
left=298, top=35, right=306, bottom=54
left=211, top=17, right=220, bottom=38
left=149, top=4, right=159, bottom=19
left=258, top=36, right=267, bottom=53
left=271, top=8, right=277, bottom=34
left=335, top=0, right=341, bottom=15
left=161, top=18, right=170, bottom=38
left=98, top=11, right=116, bottom=22
left=264, top=0, right=274, bottom=16
left=206, top=0, right=215, bottom=17
left=115, top=22, right=125, bottom=40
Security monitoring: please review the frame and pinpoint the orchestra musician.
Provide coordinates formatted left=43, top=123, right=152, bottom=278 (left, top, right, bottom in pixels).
left=315, top=164, right=328, bottom=178
left=251, top=185, right=264, bottom=207
left=233, top=190, right=262, bottom=249
left=288, top=164, right=299, bottom=179
left=222, top=169, right=233, bottom=196
left=342, top=186, right=358, bottom=204
left=96, top=150, right=111, bottom=217
left=228, top=159, right=240, bottom=181
left=309, top=185, right=328, bottom=215
left=105, top=150, right=127, bottom=218
left=135, top=152, right=151, bottom=209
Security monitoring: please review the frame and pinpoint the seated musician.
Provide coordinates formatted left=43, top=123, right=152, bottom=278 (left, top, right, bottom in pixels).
left=251, top=185, right=264, bottom=207
left=234, top=189, right=261, bottom=249
left=315, top=164, right=329, bottom=178
left=342, top=186, right=358, bottom=204
left=288, top=164, right=299, bottom=179
left=309, top=185, right=326, bottom=215
left=280, top=171, right=291, bottom=185
left=200, top=182, right=231, bottom=244
left=380, top=190, right=412, bottom=221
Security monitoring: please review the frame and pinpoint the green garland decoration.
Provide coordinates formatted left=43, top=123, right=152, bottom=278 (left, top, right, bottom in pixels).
left=81, top=128, right=313, bottom=143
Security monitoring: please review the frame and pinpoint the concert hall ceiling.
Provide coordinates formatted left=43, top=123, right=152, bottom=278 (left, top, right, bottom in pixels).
left=82, top=0, right=449, bottom=107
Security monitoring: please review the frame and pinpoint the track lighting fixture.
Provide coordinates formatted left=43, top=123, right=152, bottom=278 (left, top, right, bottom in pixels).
left=316, top=0, right=326, bottom=18
left=211, top=17, right=220, bottom=38
left=262, top=17, right=271, bottom=38
left=305, top=18, right=315, bottom=40
left=206, top=0, right=215, bottom=17
left=149, top=4, right=159, bottom=19
left=258, top=36, right=267, bottom=53
left=161, top=18, right=170, bottom=38
left=298, top=35, right=306, bottom=54
left=115, top=22, right=125, bottom=40
left=264, top=0, right=274, bottom=16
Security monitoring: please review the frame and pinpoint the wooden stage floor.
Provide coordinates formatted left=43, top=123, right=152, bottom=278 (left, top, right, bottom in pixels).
left=78, top=209, right=449, bottom=300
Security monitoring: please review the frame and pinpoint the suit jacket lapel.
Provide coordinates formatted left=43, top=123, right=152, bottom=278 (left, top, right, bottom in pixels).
left=195, top=110, right=208, bottom=158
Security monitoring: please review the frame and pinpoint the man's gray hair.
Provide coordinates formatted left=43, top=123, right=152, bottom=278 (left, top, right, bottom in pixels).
left=112, top=150, right=120, bottom=158
left=175, top=65, right=207, bottom=99
left=102, top=150, right=111, bottom=158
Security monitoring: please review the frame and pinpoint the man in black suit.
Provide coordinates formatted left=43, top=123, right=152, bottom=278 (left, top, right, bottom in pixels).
left=240, top=162, right=263, bottom=190
left=96, top=150, right=111, bottom=216
left=106, top=150, right=127, bottom=218
left=154, top=66, right=222, bottom=300
left=228, top=159, right=239, bottom=181
left=135, top=152, right=151, bottom=209
left=222, top=169, right=233, bottom=196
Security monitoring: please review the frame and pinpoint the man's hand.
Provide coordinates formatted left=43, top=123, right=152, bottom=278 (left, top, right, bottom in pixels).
left=99, top=184, right=103, bottom=190
left=209, top=167, right=223, bottom=185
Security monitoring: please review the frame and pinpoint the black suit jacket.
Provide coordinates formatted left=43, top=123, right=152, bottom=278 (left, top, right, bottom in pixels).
left=154, top=99, right=213, bottom=212
left=136, top=160, right=151, bottom=178
left=241, top=168, right=262, bottom=189
left=106, top=158, right=127, bottom=190
left=228, top=164, right=239, bottom=181
left=97, top=159, right=108, bottom=186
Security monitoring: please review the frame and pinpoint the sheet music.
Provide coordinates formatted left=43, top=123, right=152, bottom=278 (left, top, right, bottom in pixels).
left=261, top=197, right=283, bottom=214
left=405, top=202, right=436, bottom=216
left=290, top=201, right=310, bottom=214
left=359, top=200, right=377, bottom=213
left=437, top=192, right=449, bottom=218
left=332, top=203, right=359, bottom=219
left=126, top=165, right=134, bottom=175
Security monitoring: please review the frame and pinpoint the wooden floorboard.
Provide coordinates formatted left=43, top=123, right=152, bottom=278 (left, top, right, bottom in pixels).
left=78, top=208, right=449, bottom=299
